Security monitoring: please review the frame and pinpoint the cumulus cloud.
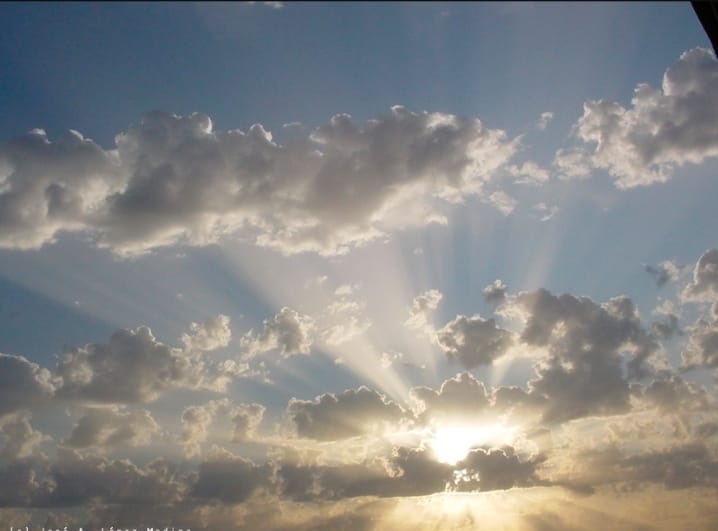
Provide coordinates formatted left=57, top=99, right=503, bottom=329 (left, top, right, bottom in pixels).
left=181, top=399, right=266, bottom=457
left=0, top=354, right=55, bottom=417
left=683, top=248, right=718, bottom=302
left=509, top=289, right=657, bottom=422
left=242, top=307, right=315, bottom=358
left=561, top=48, right=718, bottom=188
left=0, top=415, right=50, bottom=460
left=452, top=446, right=543, bottom=492
left=288, top=387, right=406, bottom=441
left=536, top=111, right=554, bottom=130
left=482, top=279, right=507, bottom=304
left=0, top=107, right=520, bottom=256
left=405, top=289, right=443, bottom=330
left=56, top=319, right=239, bottom=405
left=64, top=408, right=160, bottom=449
left=190, top=446, right=270, bottom=504
left=681, top=317, right=718, bottom=369
left=181, top=314, right=232, bottom=353
left=435, top=314, right=514, bottom=369
left=644, top=260, right=680, bottom=287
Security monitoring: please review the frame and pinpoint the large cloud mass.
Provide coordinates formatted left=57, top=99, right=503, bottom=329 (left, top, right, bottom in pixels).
left=558, top=48, right=718, bottom=188
left=0, top=107, right=520, bottom=256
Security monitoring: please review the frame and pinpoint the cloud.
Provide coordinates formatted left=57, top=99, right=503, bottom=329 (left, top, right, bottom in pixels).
left=0, top=354, right=55, bottom=417
left=435, top=314, right=514, bottom=369
left=287, top=387, right=407, bottom=441
left=181, top=399, right=266, bottom=457
left=181, top=314, right=232, bottom=353
left=0, top=415, right=50, bottom=460
left=242, top=307, right=315, bottom=358
left=483, top=280, right=507, bottom=304
left=452, top=446, right=543, bottom=492
left=64, top=408, right=160, bottom=449
left=56, top=321, right=236, bottom=405
left=532, top=202, right=559, bottom=222
left=509, top=289, right=657, bottom=422
left=644, top=260, right=680, bottom=287
left=682, top=248, right=718, bottom=302
left=190, top=446, right=270, bottom=504
left=486, top=190, right=517, bottom=215
left=405, top=289, right=443, bottom=330
left=561, top=48, right=718, bottom=188
left=681, top=316, right=718, bottom=369
left=0, top=107, right=520, bottom=256
left=536, top=112, right=554, bottom=130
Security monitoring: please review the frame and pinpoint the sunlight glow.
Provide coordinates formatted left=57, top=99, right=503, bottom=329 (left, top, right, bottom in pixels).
left=428, top=423, right=516, bottom=465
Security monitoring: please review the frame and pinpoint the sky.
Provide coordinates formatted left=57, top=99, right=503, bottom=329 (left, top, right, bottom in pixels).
left=1, top=2, right=718, bottom=529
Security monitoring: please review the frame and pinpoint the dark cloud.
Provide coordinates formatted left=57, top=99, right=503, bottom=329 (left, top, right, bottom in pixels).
left=511, top=289, right=656, bottom=422
left=190, top=446, right=270, bottom=504
left=63, top=408, right=160, bottom=449
left=681, top=317, right=718, bottom=369
left=435, top=314, right=514, bottom=369
left=452, top=446, right=544, bottom=492
left=288, top=387, right=406, bottom=441
left=0, top=354, right=54, bottom=417
left=55, top=326, right=212, bottom=404
left=483, top=280, right=507, bottom=304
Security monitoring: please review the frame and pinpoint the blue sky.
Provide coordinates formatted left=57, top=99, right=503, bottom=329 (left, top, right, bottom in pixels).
left=1, top=2, right=718, bottom=529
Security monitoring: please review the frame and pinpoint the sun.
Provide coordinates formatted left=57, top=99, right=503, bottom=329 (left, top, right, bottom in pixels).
left=428, top=423, right=516, bottom=465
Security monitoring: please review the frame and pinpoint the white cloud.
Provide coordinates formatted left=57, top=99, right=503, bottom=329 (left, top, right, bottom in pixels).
left=0, top=107, right=520, bottom=256
left=405, top=289, right=443, bottom=330
left=562, top=48, right=718, bottom=188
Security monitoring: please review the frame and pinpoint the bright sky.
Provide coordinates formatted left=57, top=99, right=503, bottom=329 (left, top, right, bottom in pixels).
left=1, top=2, right=718, bottom=529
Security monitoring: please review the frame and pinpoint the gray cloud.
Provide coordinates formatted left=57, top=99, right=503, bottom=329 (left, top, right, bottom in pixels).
left=64, top=408, right=160, bottom=449
left=242, top=307, right=315, bottom=358
left=0, top=107, right=520, bottom=256
left=681, top=317, right=718, bottom=369
left=435, top=314, right=514, bottom=369
left=511, top=289, right=656, bottom=422
left=288, top=387, right=406, bottom=441
left=483, top=279, right=507, bottom=304
left=0, top=354, right=54, bottom=418
left=644, top=261, right=680, bottom=288
left=559, top=48, right=718, bottom=188
left=683, top=248, right=718, bottom=302
left=452, top=446, right=544, bottom=492
left=0, top=415, right=50, bottom=460
left=190, top=446, right=270, bottom=504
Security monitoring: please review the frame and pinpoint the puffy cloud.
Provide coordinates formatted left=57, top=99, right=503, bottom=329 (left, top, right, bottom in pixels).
left=411, top=372, right=492, bottom=424
left=644, top=260, right=680, bottom=287
left=562, top=48, right=718, bottom=188
left=180, top=399, right=265, bottom=457
left=41, top=449, right=183, bottom=507
left=0, top=107, right=520, bottom=256
left=435, top=315, right=514, bottom=369
left=231, top=403, right=265, bottom=442
left=0, top=354, right=54, bottom=417
left=0, top=415, right=50, bottom=460
left=190, top=446, right=269, bottom=504
left=405, top=289, right=442, bottom=330
left=242, top=307, right=315, bottom=358
left=681, top=317, right=718, bottom=369
left=683, top=248, right=718, bottom=302
left=651, top=313, right=682, bottom=339
left=507, top=161, right=550, bottom=184
left=181, top=314, right=232, bottom=353
left=482, top=280, right=507, bottom=304
left=510, top=289, right=656, bottom=422
left=56, top=322, right=236, bottom=405
left=0, top=128, right=122, bottom=250
left=636, top=374, right=709, bottom=414
left=486, top=190, right=517, bottom=215
left=452, top=447, right=543, bottom=492
left=64, top=408, right=160, bottom=449
left=288, top=387, right=406, bottom=441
